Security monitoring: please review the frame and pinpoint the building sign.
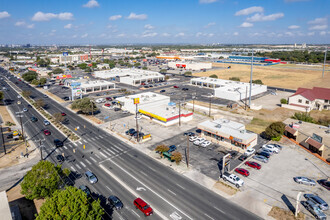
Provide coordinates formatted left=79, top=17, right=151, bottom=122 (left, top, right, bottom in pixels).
left=139, top=109, right=167, bottom=122
left=229, top=136, right=243, bottom=143
left=133, top=98, right=140, bottom=105
left=63, top=52, right=69, bottom=56
left=71, top=82, right=82, bottom=97
left=56, top=74, right=72, bottom=80
left=312, top=133, right=322, bottom=143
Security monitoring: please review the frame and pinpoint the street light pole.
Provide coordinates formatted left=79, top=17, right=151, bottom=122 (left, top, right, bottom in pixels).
left=249, top=49, right=254, bottom=107
left=208, top=95, right=212, bottom=117
left=179, top=101, right=181, bottom=126
left=0, top=125, right=6, bottom=154
left=136, top=103, right=139, bottom=142
left=322, top=48, right=327, bottom=78
left=186, top=135, right=189, bottom=168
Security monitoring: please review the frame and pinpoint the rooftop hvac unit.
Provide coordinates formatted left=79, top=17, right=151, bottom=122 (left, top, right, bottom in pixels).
left=228, top=89, right=232, bottom=91
left=152, top=94, right=156, bottom=97
left=240, top=130, right=245, bottom=133
left=215, top=124, right=222, bottom=128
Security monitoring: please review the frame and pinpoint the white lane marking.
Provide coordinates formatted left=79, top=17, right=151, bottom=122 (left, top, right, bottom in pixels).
left=76, top=164, right=81, bottom=169
left=85, top=159, right=91, bottom=165
left=64, top=146, right=68, bottom=149
left=70, top=166, right=76, bottom=171
left=139, top=171, right=148, bottom=176
left=83, top=140, right=87, bottom=143
left=104, top=151, right=112, bottom=157
left=106, top=148, right=115, bottom=154
left=131, top=210, right=140, bottom=218
left=204, top=213, right=215, bottom=220
left=106, top=186, right=112, bottom=192
left=95, top=154, right=101, bottom=159
left=167, top=189, right=176, bottom=196
left=213, top=206, right=225, bottom=214
left=95, top=136, right=99, bottom=139
left=149, top=167, right=156, bottom=172
left=99, top=152, right=107, bottom=158
left=111, top=147, right=119, bottom=153
left=100, top=164, right=192, bottom=220
left=78, top=141, right=82, bottom=145
left=90, top=157, right=97, bottom=163
left=176, top=183, right=185, bottom=190
left=80, top=161, right=86, bottom=168
left=73, top=142, right=77, bottom=146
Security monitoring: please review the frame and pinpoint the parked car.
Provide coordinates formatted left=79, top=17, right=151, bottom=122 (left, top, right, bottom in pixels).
left=222, top=172, right=244, bottom=188
left=43, top=129, right=51, bottom=136
left=244, top=148, right=256, bottom=156
left=85, top=171, right=98, bottom=184
left=114, top=108, right=121, bottom=111
left=318, top=179, right=330, bottom=190
left=134, top=198, right=153, bottom=216
left=160, top=90, right=166, bottom=93
left=304, top=194, right=328, bottom=211
left=238, top=155, right=248, bottom=161
left=253, top=155, right=268, bottom=163
left=23, top=108, right=28, bottom=112
left=256, top=151, right=271, bottom=158
left=293, top=177, right=316, bottom=186
left=135, top=115, right=142, bottom=120
left=56, top=154, right=65, bottom=163
left=182, top=88, right=189, bottom=91
left=189, top=136, right=198, bottom=142
left=79, top=185, right=91, bottom=197
left=184, top=132, right=195, bottom=136
left=262, top=144, right=279, bottom=154
left=168, top=145, right=177, bottom=153
left=200, top=141, right=211, bottom=148
left=229, top=151, right=238, bottom=158
left=44, top=120, right=50, bottom=126
left=259, top=148, right=274, bottom=155
left=108, top=195, right=123, bottom=210
left=122, top=110, right=129, bottom=114
left=235, top=168, right=250, bottom=177
left=193, top=138, right=206, bottom=146
left=302, top=199, right=327, bottom=220
left=273, top=144, right=283, bottom=150
left=54, top=139, right=63, bottom=147
left=245, top=161, right=261, bottom=169
left=104, top=103, right=111, bottom=107
left=173, top=86, right=179, bottom=88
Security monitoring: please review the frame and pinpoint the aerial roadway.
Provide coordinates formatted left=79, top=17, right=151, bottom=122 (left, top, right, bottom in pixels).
left=0, top=67, right=260, bottom=220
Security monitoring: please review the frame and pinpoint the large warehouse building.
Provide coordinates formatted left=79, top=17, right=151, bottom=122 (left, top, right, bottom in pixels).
left=191, top=77, right=267, bottom=101
left=94, top=68, right=164, bottom=86
left=117, top=92, right=193, bottom=126
left=168, top=61, right=212, bottom=71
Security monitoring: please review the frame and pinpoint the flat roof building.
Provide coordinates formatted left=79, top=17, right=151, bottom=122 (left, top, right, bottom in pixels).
left=191, top=77, right=267, bottom=101
left=198, top=119, right=258, bottom=151
left=168, top=61, right=212, bottom=71
left=65, top=79, right=115, bottom=94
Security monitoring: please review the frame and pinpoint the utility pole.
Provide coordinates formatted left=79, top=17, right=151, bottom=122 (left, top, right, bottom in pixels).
left=39, top=139, right=43, bottom=160
left=245, top=86, right=248, bottom=110
left=208, top=95, right=212, bottom=117
left=186, top=135, right=189, bottom=168
left=135, top=103, right=139, bottom=142
left=249, top=49, right=254, bottom=107
left=91, top=100, right=94, bottom=116
left=322, top=48, right=327, bottom=78
left=0, top=125, right=6, bottom=154
left=178, top=101, right=181, bottom=126
left=18, top=114, right=26, bottom=145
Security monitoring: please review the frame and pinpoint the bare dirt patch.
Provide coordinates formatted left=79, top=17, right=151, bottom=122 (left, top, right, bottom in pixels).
left=196, top=63, right=330, bottom=89
left=268, top=206, right=305, bottom=220
left=213, top=181, right=238, bottom=196
left=0, top=141, right=33, bottom=169
left=0, top=105, right=16, bottom=124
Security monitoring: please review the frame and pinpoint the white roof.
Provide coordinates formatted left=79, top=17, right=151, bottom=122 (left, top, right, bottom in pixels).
left=117, top=92, right=169, bottom=104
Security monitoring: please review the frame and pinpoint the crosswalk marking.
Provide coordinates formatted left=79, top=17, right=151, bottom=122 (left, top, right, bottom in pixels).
left=90, top=157, right=97, bottom=163
left=76, top=164, right=81, bottom=169
left=91, top=138, right=95, bottom=141
left=64, top=146, right=68, bottom=149
left=95, top=154, right=101, bottom=159
left=73, top=142, right=77, bottom=146
left=78, top=141, right=82, bottom=145
left=70, top=166, right=76, bottom=171
left=80, top=161, right=86, bottom=168
left=111, top=147, right=120, bottom=153
left=95, top=136, right=99, bottom=139
left=106, top=148, right=115, bottom=154
left=85, top=159, right=91, bottom=165
left=104, top=151, right=112, bottom=157
left=99, top=152, right=107, bottom=158
left=83, top=140, right=87, bottom=143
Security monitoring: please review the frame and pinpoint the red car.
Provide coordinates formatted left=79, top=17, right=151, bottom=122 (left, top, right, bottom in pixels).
left=318, top=179, right=330, bottom=190
left=141, top=83, right=146, bottom=85
left=61, top=112, right=66, bottom=116
left=245, top=161, right=261, bottom=170
left=105, top=97, right=112, bottom=101
left=104, top=103, right=111, bottom=107
left=173, top=86, right=179, bottom=88
left=235, top=168, right=250, bottom=177
left=134, top=198, right=153, bottom=216
left=43, top=129, right=51, bottom=136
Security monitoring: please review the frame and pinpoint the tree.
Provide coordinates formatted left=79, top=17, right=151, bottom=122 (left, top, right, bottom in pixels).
left=21, top=160, right=69, bottom=200
left=53, top=112, right=64, bottom=123
left=252, top=79, right=263, bottom=85
left=71, top=97, right=98, bottom=114
left=264, top=122, right=285, bottom=140
left=22, top=71, right=38, bottom=82
left=280, top=98, right=288, bottom=104
left=48, top=72, right=53, bottom=78
left=291, top=112, right=314, bottom=123
left=39, top=78, right=47, bottom=85
left=229, top=77, right=240, bottom=81
left=0, top=91, right=3, bottom=101
left=78, top=63, right=87, bottom=70
left=184, top=71, right=192, bottom=76
left=22, top=90, right=32, bottom=98
left=37, top=59, right=49, bottom=67
left=31, top=79, right=40, bottom=85
left=209, top=74, right=218, bottom=79
left=155, top=145, right=169, bottom=156
left=142, top=66, right=148, bottom=70
left=159, top=69, right=167, bottom=74
left=134, top=62, right=141, bottom=67
left=35, top=98, right=45, bottom=108
left=52, top=68, right=64, bottom=74
left=171, top=152, right=182, bottom=164
left=36, top=186, right=104, bottom=220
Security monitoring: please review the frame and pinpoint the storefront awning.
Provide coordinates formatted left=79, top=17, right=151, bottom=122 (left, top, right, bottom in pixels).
left=305, top=137, right=324, bottom=150
left=285, top=125, right=298, bottom=136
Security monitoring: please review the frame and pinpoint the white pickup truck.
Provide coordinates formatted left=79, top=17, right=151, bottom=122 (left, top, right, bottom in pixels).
left=222, top=172, right=244, bottom=188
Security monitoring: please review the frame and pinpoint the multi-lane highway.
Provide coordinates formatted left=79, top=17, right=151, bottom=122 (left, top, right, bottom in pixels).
left=0, top=67, right=260, bottom=220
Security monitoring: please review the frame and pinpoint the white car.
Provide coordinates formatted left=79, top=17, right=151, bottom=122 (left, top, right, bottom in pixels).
left=193, top=138, right=206, bottom=145
left=23, top=108, right=28, bottom=112
left=262, top=144, right=279, bottom=154
left=244, top=148, right=256, bottom=156
left=122, top=110, right=129, bottom=114
left=189, top=136, right=198, bottom=142
left=17, top=95, right=21, bottom=99
left=200, top=141, right=211, bottom=148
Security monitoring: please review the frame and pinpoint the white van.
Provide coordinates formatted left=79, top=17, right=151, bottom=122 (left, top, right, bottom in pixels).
left=95, top=98, right=105, bottom=103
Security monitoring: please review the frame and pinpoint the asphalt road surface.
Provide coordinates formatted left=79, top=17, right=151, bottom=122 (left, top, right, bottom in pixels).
left=0, top=67, right=261, bottom=220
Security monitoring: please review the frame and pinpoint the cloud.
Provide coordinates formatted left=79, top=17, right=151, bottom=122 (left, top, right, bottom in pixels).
left=285, top=31, right=294, bottom=36
left=81, top=33, right=88, bottom=38
left=204, top=22, right=216, bottom=28
left=175, top=32, right=185, bottom=37
left=72, top=35, right=78, bottom=38
left=64, top=23, right=72, bottom=29
left=142, top=31, right=158, bottom=37
left=319, top=31, right=326, bottom=36
left=308, top=17, right=327, bottom=30
left=15, top=21, right=26, bottom=27
left=144, top=24, right=154, bottom=29
left=109, top=15, right=122, bottom=21
left=310, top=25, right=327, bottom=30
left=162, top=33, right=171, bottom=37
left=235, top=6, right=264, bottom=16
left=240, top=22, right=253, bottom=28
left=127, top=13, right=147, bottom=20
left=307, top=32, right=315, bottom=36
left=117, top=33, right=126, bottom=37
left=285, top=0, right=310, bottom=2
left=0, top=11, right=10, bottom=19
left=32, top=11, right=73, bottom=21
left=83, top=0, right=99, bottom=8
left=247, top=13, right=284, bottom=22
left=233, top=32, right=239, bottom=36
left=288, top=25, right=300, bottom=29
left=308, top=17, right=327, bottom=25
left=99, top=33, right=106, bottom=38
left=199, top=0, right=217, bottom=4
left=27, top=24, right=35, bottom=29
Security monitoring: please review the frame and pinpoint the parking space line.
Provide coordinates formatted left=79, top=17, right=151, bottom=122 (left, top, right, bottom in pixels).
left=80, top=161, right=86, bottom=168
left=99, top=152, right=107, bottom=158
left=106, top=186, right=112, bottom=192
left=90, top=157, right=97, bottom=163
left=85, top=159, right=91, bottom=165
left=70, top=166, right=76, bottom=171
left=95, top=154, right=101, bottom=159
left=76, top=164, right=81, bottom=169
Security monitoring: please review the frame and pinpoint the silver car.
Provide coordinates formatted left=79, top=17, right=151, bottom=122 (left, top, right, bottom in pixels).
left=294, top=177, right=316, bottom=186
left=85, top=171, right=98, bottom=184
left=253, top=155, right=268, bottom=163
left=304, top=194, right=328, bottom=211
left=302, top=199, right=327, bottom=220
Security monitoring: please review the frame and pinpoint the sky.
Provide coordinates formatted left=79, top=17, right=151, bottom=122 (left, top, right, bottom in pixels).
left=0, top=0, right=329, bottom=45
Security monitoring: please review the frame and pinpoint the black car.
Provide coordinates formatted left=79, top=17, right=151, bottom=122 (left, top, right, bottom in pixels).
left=108, top=195, right=123, bottom=210
left=133, top=132, right=144, bottom=138
left=184, top=132, right=195, bottom=136
left=54, top=139, right=63, bottom=147
left=125, top=128, right=135, bottom=135
left=56, top=154, right=65, bottom=163
left=257, top=151, right=271, bottom=158
left=182, top=88, right=189, bottom=91
left=114, top=107, right=121, bottom=111
left=79, top=185, right=91, bottom=197
left=30, top=116, right=38, bottom=122
left=7, top=133, right=13, bottom=139
left=238, top=155, right=248, bottom=161
left=229, top=151, right=238, bottom=158
left=144, top=85, right=149, bottom=88
left=160, top=90, right=166, bottom=93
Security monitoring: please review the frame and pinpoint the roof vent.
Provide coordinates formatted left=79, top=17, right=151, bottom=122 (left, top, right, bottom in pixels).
left=215, top=124, right=222, bottom=128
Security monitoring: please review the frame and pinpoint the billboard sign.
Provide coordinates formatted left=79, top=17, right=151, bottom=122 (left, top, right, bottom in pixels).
left=133, top=98, right=140, bottom=105
left=71, top=82, right=82, bottom=97
left=63, top=52, right=69, bottom=56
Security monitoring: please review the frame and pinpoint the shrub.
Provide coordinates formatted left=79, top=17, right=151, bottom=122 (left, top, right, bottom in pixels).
left=252, top=79, right=263, bottom=85
left=209, top=74, right=218, bottom=79
left=229, top=77, right=240, bottom=81
left=291, top=112, right=314, bottom=123
left=171, top=152, right=182, bottom=164
left=264, top=122, right=285, bottom=140
left=155, top=145, right=169, bottom=155
left=5, top=121, right=15, bottom=126
left=280, top=98, right=288, bottom=104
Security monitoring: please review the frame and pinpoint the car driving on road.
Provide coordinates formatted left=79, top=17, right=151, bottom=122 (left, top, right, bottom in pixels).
left=108, top=195, right=123, bottom=210
left=134, top=198, right=153, bottom=216
left=85, top=171, right=98, bottom=184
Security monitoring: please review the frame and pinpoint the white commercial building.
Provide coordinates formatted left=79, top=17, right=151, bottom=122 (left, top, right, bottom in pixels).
left=65, top=79, right=115, bottom=94
left=191, top=77, right=267, bottom=101
left=168, top=62, right=212, bottom=71
left=94, top=68, right=164, bottom=86
left=198, top=119, right=258, bottom=150
left=117, top=92, right=193, bottom=126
